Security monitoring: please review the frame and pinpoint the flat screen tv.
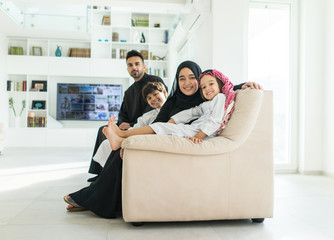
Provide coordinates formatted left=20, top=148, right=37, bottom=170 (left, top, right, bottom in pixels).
left=56, top=83, right=122, bottom=121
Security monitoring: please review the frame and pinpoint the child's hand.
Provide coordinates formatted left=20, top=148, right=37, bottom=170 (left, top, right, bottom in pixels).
left=186, top=136, right=203, bottom=144
left=168, top=118, right=176, bottom=124
left=119, top=122, right=130, bottom=130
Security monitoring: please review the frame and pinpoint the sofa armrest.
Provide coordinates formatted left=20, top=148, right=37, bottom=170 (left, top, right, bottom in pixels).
left=121, top=134, right=238, bottom=155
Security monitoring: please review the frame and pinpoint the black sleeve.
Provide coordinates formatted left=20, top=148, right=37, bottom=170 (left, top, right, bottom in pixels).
left=117, top=92, right=129, bottom=125
left=233, top=82, right=246, bottom=90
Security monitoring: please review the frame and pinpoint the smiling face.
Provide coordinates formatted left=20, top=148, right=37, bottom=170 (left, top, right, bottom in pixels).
left=126, top=56, right=146, bottom=81
left=178, top=67, right=198, bottom=96
left=200, top=75, right=222, bottom=101
left=146, top=90, right=167, bottom=109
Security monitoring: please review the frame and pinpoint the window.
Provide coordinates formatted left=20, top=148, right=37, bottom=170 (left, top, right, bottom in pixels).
left=248, top=1, right=297, bottom=170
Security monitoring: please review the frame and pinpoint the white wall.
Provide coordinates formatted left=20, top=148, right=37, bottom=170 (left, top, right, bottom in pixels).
left=0, top=31, right=7, bottom=125
left=323, top=0, right=334, bottom=176
left=298, top=0, right=325, bottom=174
left=188, top=16, right=213, bottom=71
left=196, top=0, right=331, bottom=175
left=211, top=0, right=248, bottom=84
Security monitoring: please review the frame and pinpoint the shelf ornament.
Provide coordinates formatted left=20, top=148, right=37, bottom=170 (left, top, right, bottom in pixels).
left=55, top=45, right=62, bottom=57
left=9, top=97, right=26, bottom=117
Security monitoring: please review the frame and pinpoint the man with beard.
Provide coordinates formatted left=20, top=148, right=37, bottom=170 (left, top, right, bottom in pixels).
left=87, top=50, right=167, bottom=182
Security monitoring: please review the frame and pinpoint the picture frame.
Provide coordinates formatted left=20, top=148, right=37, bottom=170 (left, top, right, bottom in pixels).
left=32, top=46, right=42, bottom=56
left=32, top=100, right=46, bottom=110
left=31, top=80, right=47, bottom=92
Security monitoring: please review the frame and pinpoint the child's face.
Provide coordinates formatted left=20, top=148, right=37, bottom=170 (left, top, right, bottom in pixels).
left=146, top=90, right=167, bottom=109
left=200, top=75, right=221, bottom=101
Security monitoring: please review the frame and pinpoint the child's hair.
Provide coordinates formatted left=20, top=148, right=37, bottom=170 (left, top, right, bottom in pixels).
left=126, top=50, right=144, bottom=62
left=142, top=82, right=166, bottom=102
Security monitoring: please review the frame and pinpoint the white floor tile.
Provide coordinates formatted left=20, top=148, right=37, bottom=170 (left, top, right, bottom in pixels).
left=1, top=148, right=334, bottom=240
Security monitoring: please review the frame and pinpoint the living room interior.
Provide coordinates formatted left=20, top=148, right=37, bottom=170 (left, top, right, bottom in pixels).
left=1, top=0, right=334, bottom=239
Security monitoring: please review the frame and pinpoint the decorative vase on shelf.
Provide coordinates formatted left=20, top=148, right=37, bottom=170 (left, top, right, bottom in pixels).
left=55, top=45, right=62, bottom=57
left=140, top=33, right=146, bottom=43
left=15, top=116, right=20, bottom=128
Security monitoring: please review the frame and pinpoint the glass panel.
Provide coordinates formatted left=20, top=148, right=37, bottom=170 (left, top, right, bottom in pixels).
left=24, top=14, right=87, bottom=32
left=248, top=2, right=291, bottom=164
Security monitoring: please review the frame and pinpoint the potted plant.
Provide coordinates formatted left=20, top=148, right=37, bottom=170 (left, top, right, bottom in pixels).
left=9, top=97, right=26, bottom=127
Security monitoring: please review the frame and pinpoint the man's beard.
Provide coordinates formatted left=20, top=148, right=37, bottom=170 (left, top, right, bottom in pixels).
left=131, top=70, right=143, bottom=79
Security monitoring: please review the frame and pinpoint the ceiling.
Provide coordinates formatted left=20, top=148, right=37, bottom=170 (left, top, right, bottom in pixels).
left=0, top=0, right=188, bottom=39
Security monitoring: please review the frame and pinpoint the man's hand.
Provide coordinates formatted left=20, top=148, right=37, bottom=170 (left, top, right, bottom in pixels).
left=120, top=148, right=124, bottom=159
left=241, top=82, right=263, bottom=90
left=186, top=136, right=203, bottom=144
left=118, top=122, right=131, bottom=130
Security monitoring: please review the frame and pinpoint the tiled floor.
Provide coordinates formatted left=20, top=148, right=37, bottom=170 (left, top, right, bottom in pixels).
left=1, top=147, right=334, bottom=240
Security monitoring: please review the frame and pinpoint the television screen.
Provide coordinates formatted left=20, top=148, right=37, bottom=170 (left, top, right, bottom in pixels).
left=56, top=83, right=122, bottom=121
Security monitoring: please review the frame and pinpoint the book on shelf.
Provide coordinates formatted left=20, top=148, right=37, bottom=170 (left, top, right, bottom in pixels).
left=7, top=80, right=27, bottom=91
left=134, top=17, right=149, bottom=27
left=102, top=15, right=111, bottom=25
left=149, top=67, right=166, bottom=78
left=140, top=50, right=148, bottom=60
left=23, top=80, right=27, bottom=91
left=112, top=32, right=119, bottom=42
left=9, top=46, right=23, bottom=55
left=119, top=49, right=128, bottom=59
left=27, top=116, right=47, bottom=128
left=112, top=49, right=117, bottom=58
left=68, top=48, right=91, bottom=58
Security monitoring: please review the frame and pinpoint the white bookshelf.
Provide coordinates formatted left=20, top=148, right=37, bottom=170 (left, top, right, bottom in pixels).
left=4, top=6, right=180, bottom=147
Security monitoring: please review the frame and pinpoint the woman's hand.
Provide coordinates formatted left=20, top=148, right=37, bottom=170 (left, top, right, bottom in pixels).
left=241, top=82, right=263, bottom=90
left=167, top=118, right=176, bottom=124
left=186, top=136, right=203, bottom=144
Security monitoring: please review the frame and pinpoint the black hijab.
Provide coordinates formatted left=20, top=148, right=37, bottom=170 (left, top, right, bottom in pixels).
left=153, top=61, right=203, bottom=123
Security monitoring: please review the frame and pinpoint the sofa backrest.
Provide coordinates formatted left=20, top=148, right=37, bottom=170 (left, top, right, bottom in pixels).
left=121, top=89, right=271, bottom=156
left=220, top=89, right=264, bottom=146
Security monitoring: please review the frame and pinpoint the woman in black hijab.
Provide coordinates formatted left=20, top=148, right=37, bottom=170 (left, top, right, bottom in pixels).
left=64, top=61, right=245, bottom=218
left=154, top=60, right=245, bottom=123
left=153, top=60, right=204, bottom=123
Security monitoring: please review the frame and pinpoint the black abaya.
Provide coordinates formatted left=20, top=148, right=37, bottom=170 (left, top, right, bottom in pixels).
left=71, top=149, right=122, bottom=218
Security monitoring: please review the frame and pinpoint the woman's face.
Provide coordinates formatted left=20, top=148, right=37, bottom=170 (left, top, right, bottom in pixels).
left=178, top=67, right=198, bottom=96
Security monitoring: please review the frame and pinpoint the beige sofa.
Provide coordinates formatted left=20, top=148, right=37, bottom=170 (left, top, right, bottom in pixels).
left=121, top=89, right=273, bottom=224
left=0, top=123, right=5, bottom=154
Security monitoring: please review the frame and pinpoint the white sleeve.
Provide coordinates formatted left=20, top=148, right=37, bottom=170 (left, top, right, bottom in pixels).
left=133, top=109, right=159, bottom=128
left=200, top=94, right=226, bottom=136
left=171, top=104, right=205, bottom=124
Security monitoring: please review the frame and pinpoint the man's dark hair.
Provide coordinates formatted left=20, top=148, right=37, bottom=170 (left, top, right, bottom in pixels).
left=126, top=50, right=144, bottom=62
left=142, top=82, right=166, bottom=103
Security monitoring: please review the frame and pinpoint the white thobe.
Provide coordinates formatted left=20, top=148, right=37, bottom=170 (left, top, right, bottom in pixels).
left=150, top=93, right=226, bottom=139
